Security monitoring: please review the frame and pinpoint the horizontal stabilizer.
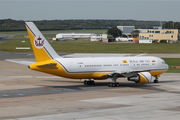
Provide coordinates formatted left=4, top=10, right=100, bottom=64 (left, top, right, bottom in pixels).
left=5, top=59, right=35, bottom=65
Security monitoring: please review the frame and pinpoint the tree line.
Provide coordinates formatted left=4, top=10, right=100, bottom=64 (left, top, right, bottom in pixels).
left=163, top=21, right=180, bottom=29
left=0, top=19, right=180, bottom=31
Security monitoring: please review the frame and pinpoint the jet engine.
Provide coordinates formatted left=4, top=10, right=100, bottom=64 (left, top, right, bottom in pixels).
left=127, top=72, right=152, bottom=83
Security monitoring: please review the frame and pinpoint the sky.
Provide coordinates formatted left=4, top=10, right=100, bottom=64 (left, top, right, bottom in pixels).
left=0, top=0, right=180, bottom=22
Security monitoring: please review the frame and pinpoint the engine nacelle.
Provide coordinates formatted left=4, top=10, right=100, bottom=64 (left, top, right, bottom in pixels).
left=127, top=72, right=152, bottom=83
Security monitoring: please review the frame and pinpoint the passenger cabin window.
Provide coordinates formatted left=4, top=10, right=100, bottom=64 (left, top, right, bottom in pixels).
left=113, top=64, right=118, bottom=66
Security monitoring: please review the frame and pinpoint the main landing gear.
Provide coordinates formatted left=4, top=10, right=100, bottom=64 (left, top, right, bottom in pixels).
left=84, top=79, right=95, bottom=85
left=154, top=76, right=159, bottom=83
left=108, top=82, right=120, bottom=87
left=108, top=74, right=120, bottom=87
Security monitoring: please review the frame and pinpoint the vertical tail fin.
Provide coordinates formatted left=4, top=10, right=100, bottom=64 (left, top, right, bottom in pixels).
left=25, top=22, right=60, bottom=62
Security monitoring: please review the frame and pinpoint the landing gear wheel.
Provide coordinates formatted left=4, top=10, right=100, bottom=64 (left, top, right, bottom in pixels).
left=116, top=82, right=120, bottom=87
left=154, top=80, right=159, bottom=83
left=108, top=83, right=112, bottom=87
left=84, top=80, right=95, bottom=85
left=154, top=76, right=159, bottom=83
left=87, top=81, right=91, bottom=85
left=84, top=80, right=87, bottom=85
left=91, top=80, right=95, bottom=85
left=112, top=83, right=116, bottom=87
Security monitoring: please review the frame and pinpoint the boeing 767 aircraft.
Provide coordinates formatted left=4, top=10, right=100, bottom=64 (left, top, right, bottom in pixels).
left=23, top=22, right=168, bottom=87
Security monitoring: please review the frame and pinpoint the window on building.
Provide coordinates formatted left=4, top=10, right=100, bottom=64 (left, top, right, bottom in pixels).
left=165, top=31, right=174, bottom=34
left=166, top=31, right=171, bottom=34
left=140, top=36, right=145, bottom=39
left=155, top=31, right=160, bottom=33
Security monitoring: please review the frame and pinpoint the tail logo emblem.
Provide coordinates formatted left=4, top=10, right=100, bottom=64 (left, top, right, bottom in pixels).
left=34, top=36, right=44, bottom=49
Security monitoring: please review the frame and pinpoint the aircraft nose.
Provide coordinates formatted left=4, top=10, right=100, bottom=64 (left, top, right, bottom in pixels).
left=166, top=64, right=169, bottom=70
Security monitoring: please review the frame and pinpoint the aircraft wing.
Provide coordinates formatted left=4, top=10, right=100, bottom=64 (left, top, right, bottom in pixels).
left=5, top=59, right=35, bottom=65
left=103, top=69, right=151, bottom=78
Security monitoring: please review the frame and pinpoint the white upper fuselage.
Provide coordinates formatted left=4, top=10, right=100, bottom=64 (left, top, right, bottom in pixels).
left=55, top=56, right=168, bottom=74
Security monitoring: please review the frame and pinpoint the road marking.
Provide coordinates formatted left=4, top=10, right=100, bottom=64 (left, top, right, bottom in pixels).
left=16, top=47, right=30, bottom=49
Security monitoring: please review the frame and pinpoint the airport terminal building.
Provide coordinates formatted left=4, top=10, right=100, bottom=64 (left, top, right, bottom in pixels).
left=139, top=29, right=179, bottom=42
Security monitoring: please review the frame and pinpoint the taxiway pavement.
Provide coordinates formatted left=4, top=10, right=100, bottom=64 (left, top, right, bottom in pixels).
left=0, top=53, right=180, bottom=120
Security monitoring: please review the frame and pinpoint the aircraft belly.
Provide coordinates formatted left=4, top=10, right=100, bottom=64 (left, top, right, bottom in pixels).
left=149, top=70, right=167, bottom=76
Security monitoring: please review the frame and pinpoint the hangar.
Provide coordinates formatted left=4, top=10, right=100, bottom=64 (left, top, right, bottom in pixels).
left=56, top=33, right=107, bottom=41
left=56, top=33, right=92, bottom=40
left=117, top=26, right=135, bottom=35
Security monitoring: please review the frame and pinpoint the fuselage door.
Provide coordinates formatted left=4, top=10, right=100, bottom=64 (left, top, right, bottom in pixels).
left=69, top=62, right=74, bottom=72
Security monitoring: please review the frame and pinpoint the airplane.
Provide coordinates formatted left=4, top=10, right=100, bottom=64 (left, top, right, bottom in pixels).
left=23, top=22, right=169, bottom=87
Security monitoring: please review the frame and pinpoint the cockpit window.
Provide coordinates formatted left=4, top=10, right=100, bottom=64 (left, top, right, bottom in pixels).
left=162, top=62, right=167, bottom=64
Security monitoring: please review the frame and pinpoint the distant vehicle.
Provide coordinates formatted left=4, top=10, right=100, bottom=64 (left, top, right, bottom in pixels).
left=12, top=22, right=169, bottom=87
left=0, top=36, right=2, bottom=39
left=116, top=37, right=132, bottom=42
left=139, top=39, right=153, bottom=43
left=58, top=38, right=67, bottom=41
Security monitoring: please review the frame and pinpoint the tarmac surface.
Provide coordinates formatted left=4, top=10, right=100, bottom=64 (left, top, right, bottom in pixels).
left=0, top=52, right=180, bottom=120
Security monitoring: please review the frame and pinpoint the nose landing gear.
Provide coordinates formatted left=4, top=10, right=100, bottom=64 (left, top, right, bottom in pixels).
left=154, top=76, right=159, bottom=83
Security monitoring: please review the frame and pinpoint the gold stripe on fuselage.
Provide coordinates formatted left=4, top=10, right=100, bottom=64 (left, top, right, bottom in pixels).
left=29, top=60, right=112, bottom=79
